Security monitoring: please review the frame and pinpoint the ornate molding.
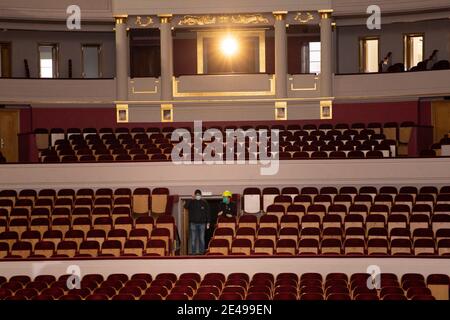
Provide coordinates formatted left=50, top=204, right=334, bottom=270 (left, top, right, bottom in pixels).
left=318, top=9, right=333, bottom=19
left=172, top=75, right=275, bottom=98
left=130, top=79, right=159, bottom=94
left=115, top=15, right=127, bottom=25
left=135, top=16, right=153, bottom=27
left=273, top=11, right=288, bottom=21
left=294, top=12, right=314, bottom=24
left=178, top=14, right=269, bottom=26
left=289, top=76, right=319, bottom=91
left=158, top=14, right=173, bottom=24
left=178, top=15, right=215, bottom=26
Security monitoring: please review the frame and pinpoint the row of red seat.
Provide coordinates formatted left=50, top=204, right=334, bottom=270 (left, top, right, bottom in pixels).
left=207, top=235, right=450, bottom=256
left=35, top=122, right=411, bottom=162
left=0, top=187, right=171, bottom=214
left=0, top=272, right=446, bottom=300
left=243, top=185, right=450, bottom=214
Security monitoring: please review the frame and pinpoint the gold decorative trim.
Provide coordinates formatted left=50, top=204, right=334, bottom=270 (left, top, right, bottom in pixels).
left=178, top=14, right=269, bottom=26
left=115, top=17, right=127, bottom=24
left=273, top=11, right=288, bottom=21
left=135, top=16, right=154, bottom=27
left=161, top=103, right=173, bottom=122
left=172, top=75, right=276, bottom=97
left=294, top=12, right=314, bottom=23
left=320, top=100, right=333, bottom=119
left=179, top=15, right=215, bottom=26
left=115, top=15, right=128, bottom=25
left=275, top=101, right=288, bottom=120
left=158, top=14, right=173, bottom=24
left=196, top=30, right=266, bottom=74
left=197, top=34, right=204, bottom=74
left=289, top=76, right=319, bottom=91
left=130, top=80, right=159, bottom=94
left=116, top=104, right=129, bottom=123
left=318, top=9, right=333, bottom=19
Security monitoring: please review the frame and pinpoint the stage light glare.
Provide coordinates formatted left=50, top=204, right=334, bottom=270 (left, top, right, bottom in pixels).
left=220, top=36, right=238, bottom=56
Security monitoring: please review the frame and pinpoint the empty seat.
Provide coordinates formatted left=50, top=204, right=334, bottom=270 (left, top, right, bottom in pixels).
left=231, top=239, right=252, bottom=255
left=254, top=238, right=274, bottom=255
left=243, top=188, right=261, bottom=214
left=145, top=239, right=166, bottom=256
left=298, top=239, right=319, bottom=255
left=262, top=188, right=280, bottom=212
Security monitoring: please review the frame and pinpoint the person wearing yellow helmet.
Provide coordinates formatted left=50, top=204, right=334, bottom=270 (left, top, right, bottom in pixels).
left=222, top=190, right=232, bottom=198
left=218, top=190, right=236, bottom=218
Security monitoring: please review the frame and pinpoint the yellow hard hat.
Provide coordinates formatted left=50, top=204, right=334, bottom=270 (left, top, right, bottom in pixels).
left=222, top=190, right=232, bottom=197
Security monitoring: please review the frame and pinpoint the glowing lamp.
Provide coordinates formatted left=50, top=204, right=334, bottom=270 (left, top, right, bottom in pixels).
left=220, top=36, right=238, bottom=56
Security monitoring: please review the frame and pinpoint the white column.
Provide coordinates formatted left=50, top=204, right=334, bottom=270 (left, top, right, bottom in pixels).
left=115, top=16, right=129, bottom=101
left=273, top=11, right=288, bottom=99
left=319, top=10, right=333, bottom=98
left=159, top=14, right=174, bottom=101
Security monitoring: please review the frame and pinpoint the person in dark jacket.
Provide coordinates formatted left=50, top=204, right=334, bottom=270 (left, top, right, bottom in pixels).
left=218, top=190, right=237, bottom=218
left=184, top=189, right=210, bottom=254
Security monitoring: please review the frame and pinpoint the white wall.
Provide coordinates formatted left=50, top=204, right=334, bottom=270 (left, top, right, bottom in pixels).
left=0, top=79, right=115, bottom=104
left=335, top=69, right=450, bottom=100
left=1, top=158, right=449, bottom=194
left=1, top=257, right=449, bottom=280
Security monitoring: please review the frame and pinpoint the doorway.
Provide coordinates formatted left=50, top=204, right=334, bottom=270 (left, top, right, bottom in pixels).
left=431, top=100, right=450, bottom=143
left=181, top=196, right=223, bottom=255
left=130, top=29, right=161, bottom=78
left=0, top=109, right=20, bottom=162
left=0, top=43, right=12, bottom=78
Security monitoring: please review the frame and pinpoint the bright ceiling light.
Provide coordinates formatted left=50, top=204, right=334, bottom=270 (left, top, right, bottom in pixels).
left=220, top=35, right=238, bottom=57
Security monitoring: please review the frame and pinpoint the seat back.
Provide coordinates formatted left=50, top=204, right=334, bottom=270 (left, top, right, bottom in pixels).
left=151, top=195, right=168, bottom=215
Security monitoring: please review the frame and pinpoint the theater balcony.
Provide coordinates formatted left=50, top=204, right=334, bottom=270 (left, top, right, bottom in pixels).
left=0, top=79, right=116, bottom=104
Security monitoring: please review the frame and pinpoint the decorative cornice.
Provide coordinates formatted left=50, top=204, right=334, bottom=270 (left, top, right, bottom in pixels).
left=318, top=9, right=334, bottom=13
left=294, top=12, right=315, bottom=23
left=114, top=15, right=128, bottom=25
left=135, top=16, right=154, bottom=27
left=318, top=9, right=333, bottom=19
left=158, top=14, right=173, bottom=24
left=273, top=11, right=288, bottom=21
left=178, top=14, right=269, bottom=26
left=272, top=11, right=288, bottom=15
